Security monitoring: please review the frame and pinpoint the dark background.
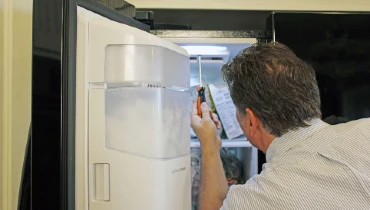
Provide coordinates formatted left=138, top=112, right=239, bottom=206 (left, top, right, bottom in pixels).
left=273, top=13, right=370, bottom=121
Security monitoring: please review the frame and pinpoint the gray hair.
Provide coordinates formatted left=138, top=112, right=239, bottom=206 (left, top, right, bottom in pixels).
left=221, top=42, right=322, bottom=137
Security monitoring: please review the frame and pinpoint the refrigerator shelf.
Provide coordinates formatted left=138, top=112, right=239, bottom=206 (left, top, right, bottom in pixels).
left=190, top=137, right=252, bottom=148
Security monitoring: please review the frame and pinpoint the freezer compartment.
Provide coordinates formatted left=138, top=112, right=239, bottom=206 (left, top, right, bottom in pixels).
left=191, top=147, right=257, bottom=210
left=104, top=45, right=190, bottom=88
left=105, top=87, right=191, bottom=159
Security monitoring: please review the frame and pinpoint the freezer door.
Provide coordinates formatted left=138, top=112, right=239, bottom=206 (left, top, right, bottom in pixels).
left=74, top=5, right=191, bottom=210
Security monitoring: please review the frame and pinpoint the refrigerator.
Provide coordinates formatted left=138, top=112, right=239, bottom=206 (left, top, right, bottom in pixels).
left=60, top=2, right=259, bottom=210
left=29, top=2, right=370, bottom=209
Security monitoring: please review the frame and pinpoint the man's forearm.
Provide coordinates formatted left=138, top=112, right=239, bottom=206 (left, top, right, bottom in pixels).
left=199, top=144, right=229, bottom=210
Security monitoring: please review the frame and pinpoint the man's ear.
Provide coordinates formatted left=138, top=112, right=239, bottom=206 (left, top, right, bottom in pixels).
left=246, top=108, right=258, bottom=137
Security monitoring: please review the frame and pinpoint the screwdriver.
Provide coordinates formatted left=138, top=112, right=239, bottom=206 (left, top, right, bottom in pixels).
left=197, top=55, right=206, bottom=117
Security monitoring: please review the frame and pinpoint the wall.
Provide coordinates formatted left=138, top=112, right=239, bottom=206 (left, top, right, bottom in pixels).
left=131, top=0, right=370, bottom=11
left=0, top=0, right=32, bottom=209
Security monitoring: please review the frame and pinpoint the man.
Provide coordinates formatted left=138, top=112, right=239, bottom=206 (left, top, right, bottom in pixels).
left=191, top=42, right=370, bottom=210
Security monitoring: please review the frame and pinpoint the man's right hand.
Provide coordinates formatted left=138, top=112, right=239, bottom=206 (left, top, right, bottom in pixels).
left=191, top=102, right=222, bottom=149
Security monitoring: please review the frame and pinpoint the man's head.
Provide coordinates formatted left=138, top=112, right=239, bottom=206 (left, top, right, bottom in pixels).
left=221, top=42, right=321, bottom=152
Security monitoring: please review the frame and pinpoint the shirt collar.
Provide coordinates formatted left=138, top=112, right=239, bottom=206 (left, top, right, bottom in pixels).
left=266, top=118, right=328, bottom=162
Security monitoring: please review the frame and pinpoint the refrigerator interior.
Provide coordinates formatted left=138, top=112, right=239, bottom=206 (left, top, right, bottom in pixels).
left=185, top=42, right=254, bottom=86
left=190, top=146, right=256, bottom=210
left=165, top=38, right=259, bottom=209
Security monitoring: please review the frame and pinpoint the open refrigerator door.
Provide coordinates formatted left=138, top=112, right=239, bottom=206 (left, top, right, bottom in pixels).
left=75, top=6, right=191, bottom=210
left=74, top=4, right=259, bottom=210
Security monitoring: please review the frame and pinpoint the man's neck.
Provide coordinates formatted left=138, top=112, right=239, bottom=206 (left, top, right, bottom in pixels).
left=260, top=132, right=275, bottom=153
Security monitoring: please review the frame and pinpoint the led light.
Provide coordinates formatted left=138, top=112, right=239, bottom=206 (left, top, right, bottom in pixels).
left=181, top=46, right=228, bottom=55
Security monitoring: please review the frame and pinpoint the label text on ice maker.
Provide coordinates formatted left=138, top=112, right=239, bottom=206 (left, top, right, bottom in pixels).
left=171, top=167, right=186, bottom=174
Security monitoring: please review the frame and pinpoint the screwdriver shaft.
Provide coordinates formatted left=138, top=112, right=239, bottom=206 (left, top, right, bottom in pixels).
left=198, top=55, right=202, bottom=87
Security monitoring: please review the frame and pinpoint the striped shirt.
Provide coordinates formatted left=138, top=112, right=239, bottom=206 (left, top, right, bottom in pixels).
left=221, top=118, right=370, bottom=210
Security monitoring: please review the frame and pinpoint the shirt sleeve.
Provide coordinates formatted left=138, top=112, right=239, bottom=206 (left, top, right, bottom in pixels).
left=219, top=185, right=244, bottom=210
left=219, top=175, right=261, bottom=210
